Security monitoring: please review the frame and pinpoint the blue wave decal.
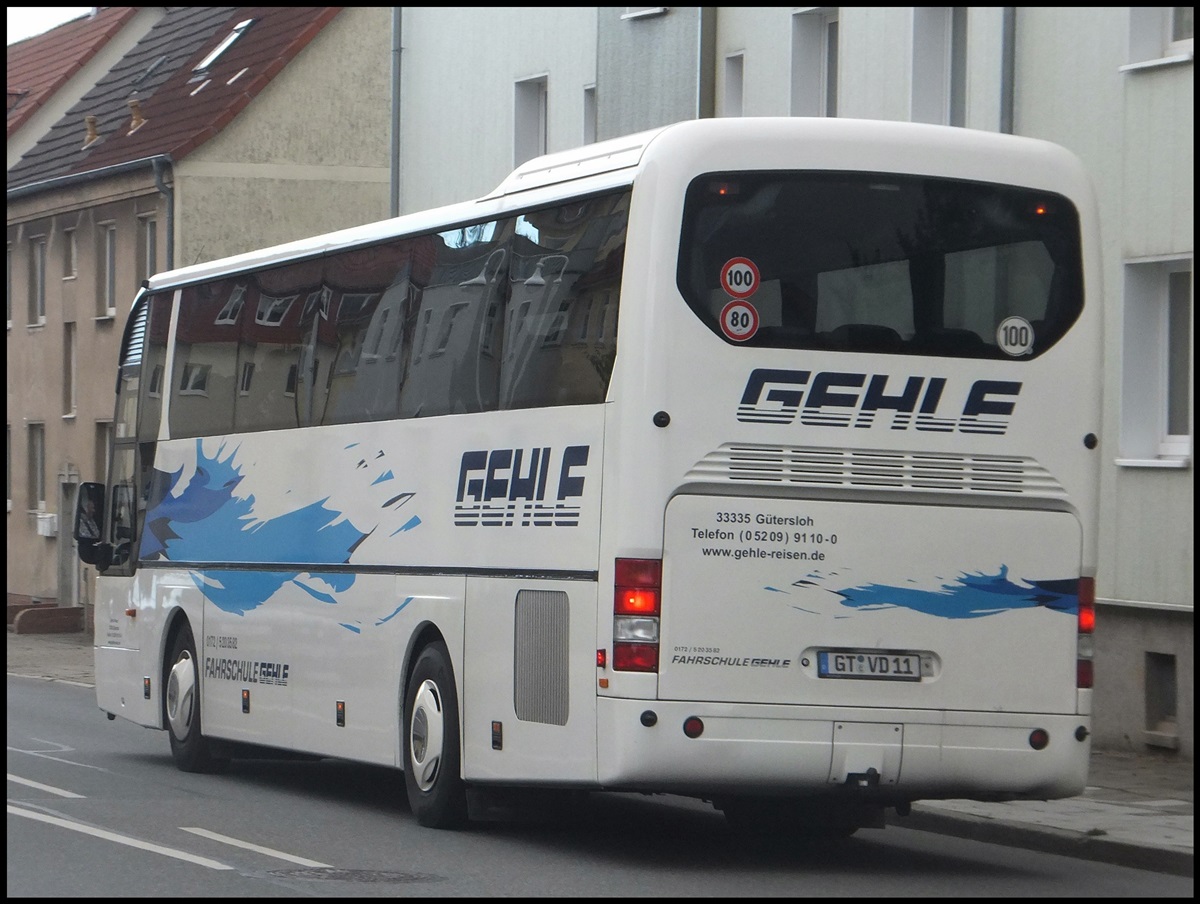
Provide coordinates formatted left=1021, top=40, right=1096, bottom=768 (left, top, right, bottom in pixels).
left=139, top=440, right=400, bottom=616
left=834, top=566, right=1078, bottom=619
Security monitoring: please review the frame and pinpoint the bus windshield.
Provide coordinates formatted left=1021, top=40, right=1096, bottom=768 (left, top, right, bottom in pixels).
left=677, top=171, right=1083, bottom=359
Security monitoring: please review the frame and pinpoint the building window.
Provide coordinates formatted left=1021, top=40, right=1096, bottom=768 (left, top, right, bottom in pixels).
left=215, top=284, right=247, bottom=324
left=723, top=53, right=745, bottom=117
left=791, top=9, right=839, bottom=117
left=239, top=361, right=255, bottom=395
left=94, top=421, right=113, bottom=484
left=1120, top=257, right=1193, bottom=464
left=137, top=216, right=157, bottom=286
left=63, top=322, right=77, bottom=416
left=911, top=7, right=967, bottom=126
left=99, top=223, right=117, bottom=317
left=29, top=236, right=47, bottom=325
left=1126, top=7, right=1194, bottom=68
left=514, top=76, right=548, bottom=168
left=621, top=7, right=667, bottom=20
left=28, top=423, right=46, bottom=511
left=63, top=227, right=77, bottom=278
left=583, top=84, right=597, bottom=145
left=178, top=363, right=211, bottom=395
left=255, top=293, right=296, bottom=326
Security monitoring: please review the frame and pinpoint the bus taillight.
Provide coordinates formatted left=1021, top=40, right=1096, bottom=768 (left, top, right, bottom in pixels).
left=614, top=558, right=661, bottom=672
left=1076, top=576, right=1095, bottom=689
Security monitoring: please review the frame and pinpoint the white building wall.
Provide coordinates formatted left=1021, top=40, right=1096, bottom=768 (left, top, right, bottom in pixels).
left=398, top=7, right=598, bottom=213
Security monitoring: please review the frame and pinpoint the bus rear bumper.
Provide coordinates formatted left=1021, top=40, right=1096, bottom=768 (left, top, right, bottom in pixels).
left=595, top=698, right=1090, bottom=802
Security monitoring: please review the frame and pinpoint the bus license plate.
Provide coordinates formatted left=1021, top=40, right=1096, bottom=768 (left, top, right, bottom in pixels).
left=817, top=650, right=921, bottom=681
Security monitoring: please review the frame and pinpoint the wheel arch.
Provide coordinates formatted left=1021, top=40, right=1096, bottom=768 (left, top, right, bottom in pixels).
left=398, top=621, right=450, bottom=739
left=159, top=606, right=194, bottom=727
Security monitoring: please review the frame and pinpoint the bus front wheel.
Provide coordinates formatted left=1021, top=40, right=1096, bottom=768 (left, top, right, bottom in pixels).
left=165, top=621, right=226, bottom=774
left=403, top=641, right=468, bottom=829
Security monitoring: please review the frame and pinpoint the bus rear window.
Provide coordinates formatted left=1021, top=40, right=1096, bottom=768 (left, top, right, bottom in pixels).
left=677, top=171, right=1083, bottom=359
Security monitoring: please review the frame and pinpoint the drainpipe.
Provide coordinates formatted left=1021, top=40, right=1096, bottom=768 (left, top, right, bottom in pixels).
left=151, top=155, right=175, bottom=270
left=391, top=7, right=403, bottom=218
left=1000, top=8, right=1015, bottom=134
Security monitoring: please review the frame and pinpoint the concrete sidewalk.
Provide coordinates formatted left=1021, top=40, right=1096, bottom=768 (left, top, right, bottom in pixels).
left=7, top=628, right=1192, bottom=877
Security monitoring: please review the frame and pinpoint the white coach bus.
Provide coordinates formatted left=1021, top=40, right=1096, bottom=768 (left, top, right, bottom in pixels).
left=76, top=117, right=1102, bottom=834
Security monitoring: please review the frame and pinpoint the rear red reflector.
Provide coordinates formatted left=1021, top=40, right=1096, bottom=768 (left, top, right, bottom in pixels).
left=1077, top=659, right=1094, bottom=689
left=1028, top=728, right=1050, bottom=750
left=683, top=716, right=705, bottom=738
left=613, top=642, right=658, bottom=672
left=615, top=557, right=661, bottom=587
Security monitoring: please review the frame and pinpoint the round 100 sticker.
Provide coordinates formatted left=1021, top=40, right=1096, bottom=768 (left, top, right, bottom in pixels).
left=996, top=316, right=1034, bottom=356
left=720, top=299, right=759, bottom=341
left=720, top=257, right=760, bottom=299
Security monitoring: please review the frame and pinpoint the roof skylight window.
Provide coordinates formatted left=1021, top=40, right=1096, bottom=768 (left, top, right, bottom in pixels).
left=192, top=18, right=255, bottom=74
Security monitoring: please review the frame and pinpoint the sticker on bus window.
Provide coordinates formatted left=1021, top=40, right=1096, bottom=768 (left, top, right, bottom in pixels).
left=720, top=257, right=760, bottom=299
left=996, top=316, right=1034, bottom=357
left=720, top=299, right=760, bottom=342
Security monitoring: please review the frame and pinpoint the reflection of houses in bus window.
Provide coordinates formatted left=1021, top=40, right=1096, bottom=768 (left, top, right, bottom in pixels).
left=178, top=362, right=210, bottom=394
left=148, top=364, right=164, bottom=397
left=414, top=308, right=434, bottom=363
left=239, top=361, right=255, bottom=395
left=285, top=364, right=298, bottom=397
left=257, top=293, right=296, bottom=326
left=216, top=284, right=247, bottom=324
left=435, top=303, right=469, bottom=354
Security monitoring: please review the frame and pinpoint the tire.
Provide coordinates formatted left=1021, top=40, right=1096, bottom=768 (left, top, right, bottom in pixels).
left=403, top=641, right=468, bottom=828
left=164, top=621, right=227, bottom=774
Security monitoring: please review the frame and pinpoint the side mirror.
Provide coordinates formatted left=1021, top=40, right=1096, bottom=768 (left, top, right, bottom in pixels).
left=74, top=482, right=106, bottom=566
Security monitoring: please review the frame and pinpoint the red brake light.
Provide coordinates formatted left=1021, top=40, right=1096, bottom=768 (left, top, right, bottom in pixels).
left=613, top=558, right=663, bottom=673
left=1077, top=577, right=1095, bottom=633
left=615, top=558, right=661, bottom=616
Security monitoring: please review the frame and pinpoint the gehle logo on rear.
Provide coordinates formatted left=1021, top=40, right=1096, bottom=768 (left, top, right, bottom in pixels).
left=736, top=368, right=1021, bottom=435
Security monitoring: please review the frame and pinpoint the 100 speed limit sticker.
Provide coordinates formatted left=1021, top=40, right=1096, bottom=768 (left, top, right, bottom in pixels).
left=719, top=257, right=762, bottom=341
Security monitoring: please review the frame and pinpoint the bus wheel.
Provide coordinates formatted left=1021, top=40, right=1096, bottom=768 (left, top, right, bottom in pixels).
left=403, top=641, right=468, bottom=829
left=165, top=622, right=226, bottom=774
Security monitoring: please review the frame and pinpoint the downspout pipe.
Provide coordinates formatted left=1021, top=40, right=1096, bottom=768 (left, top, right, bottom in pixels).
left=151, top=155, right=175, bottom=270
left=391, top=7, right=402, bottom=218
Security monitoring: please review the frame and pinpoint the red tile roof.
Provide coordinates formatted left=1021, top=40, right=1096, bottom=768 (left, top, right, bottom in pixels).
left=6, top=7, right=140, bottom=138
left=8, top=7, right=343, bottom=191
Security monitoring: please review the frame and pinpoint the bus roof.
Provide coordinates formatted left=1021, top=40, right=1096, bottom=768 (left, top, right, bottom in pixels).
left=145, top=117, right=1088, bottom=295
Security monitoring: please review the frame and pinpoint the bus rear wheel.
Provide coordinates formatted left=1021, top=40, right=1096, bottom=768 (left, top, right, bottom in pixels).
left=165, top=621, right=226, bottom=774
left=403, top=641, right=468, bottom=829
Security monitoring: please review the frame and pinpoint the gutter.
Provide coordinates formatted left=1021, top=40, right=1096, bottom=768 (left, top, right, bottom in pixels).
left=7, top=153, right=176, bottom=271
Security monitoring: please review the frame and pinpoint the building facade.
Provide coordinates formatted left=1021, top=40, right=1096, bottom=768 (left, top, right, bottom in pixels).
left=8, top=7, right=1192, bottom=757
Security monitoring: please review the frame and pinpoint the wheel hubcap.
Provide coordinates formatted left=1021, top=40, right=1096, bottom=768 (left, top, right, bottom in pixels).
left=409, top=679, right=445, bottom=792
left=166, top=650, right=196, bottom=741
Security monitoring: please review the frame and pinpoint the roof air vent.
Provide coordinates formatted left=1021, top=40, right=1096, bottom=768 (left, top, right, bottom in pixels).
left=82, top=115, right=100, bottom=149
left=127, top=99, right=147, bottom=135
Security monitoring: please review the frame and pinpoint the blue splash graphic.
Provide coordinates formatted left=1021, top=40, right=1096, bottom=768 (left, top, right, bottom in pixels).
left=139, top=440, right=398, bottom=616
left=834, top=566, right=1077, bottom=619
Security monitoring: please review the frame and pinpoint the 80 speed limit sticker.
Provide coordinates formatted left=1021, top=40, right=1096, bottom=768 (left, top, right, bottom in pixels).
left=720, top=299, right=759, bottom=341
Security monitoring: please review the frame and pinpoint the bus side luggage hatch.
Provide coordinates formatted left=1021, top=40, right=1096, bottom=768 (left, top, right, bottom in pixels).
left=829, top=722, right=902, bottom=788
